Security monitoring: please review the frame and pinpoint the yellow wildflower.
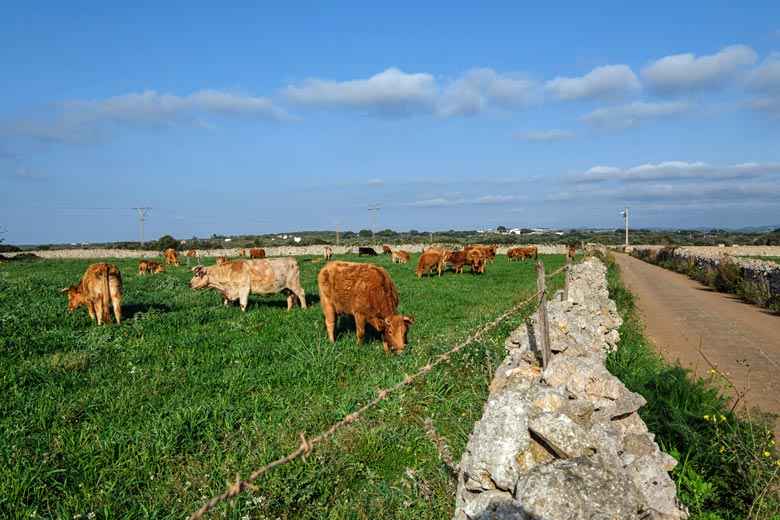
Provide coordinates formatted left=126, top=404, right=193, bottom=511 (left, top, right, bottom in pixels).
left=764, top=451, right=771, bottom=457
left=703, top=415, right=710, bottom=420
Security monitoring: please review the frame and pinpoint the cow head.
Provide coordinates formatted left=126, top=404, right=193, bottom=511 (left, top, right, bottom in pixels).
left=188, top=267, right=209, bottom=290
left=61, top=285, right=86, bottom=311
left=383, top=314, right=415, bottom=353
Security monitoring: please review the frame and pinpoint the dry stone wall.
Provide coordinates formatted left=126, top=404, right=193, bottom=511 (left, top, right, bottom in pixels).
left=631, top=245, right=780, bottom=298
left=453, top=258, right=687, bottom=520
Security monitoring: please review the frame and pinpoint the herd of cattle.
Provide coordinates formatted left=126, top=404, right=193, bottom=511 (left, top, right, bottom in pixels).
left=62, top=244, right=566, bottom=353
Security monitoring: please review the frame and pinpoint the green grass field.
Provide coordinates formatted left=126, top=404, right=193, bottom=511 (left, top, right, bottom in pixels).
left=0, top=252, right=566, bottom=519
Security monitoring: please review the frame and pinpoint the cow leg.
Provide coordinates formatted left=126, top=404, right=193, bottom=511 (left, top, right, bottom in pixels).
left=239, top=287, right=250, bottom=312
left=354, top=314, right=367, bottom=344
left=112, top=294, right=122, bottom=324
left=321, top=300, right=337, bottom=342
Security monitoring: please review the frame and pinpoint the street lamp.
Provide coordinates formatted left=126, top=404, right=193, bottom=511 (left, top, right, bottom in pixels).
left=620, top=207, right=629, bottom=248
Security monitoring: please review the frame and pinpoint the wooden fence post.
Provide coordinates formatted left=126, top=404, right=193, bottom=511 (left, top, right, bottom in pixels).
left=536, top=261, right=551, bottom=371
left=563, top=253, right=572, bottom=301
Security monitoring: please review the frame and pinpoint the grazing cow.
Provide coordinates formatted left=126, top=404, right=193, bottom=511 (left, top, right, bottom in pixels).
left=61, top=262, right=122, bottom=325
left=567, top=246, right=576, bottom=260
left=165, top=248, right=180, bottom=266
left=467, top=248, right=487, bottom=274
left=186, top=249, right=197, bottom=257
left=249, top=247, right=266, bottom=259
left=358, top=247, right=378, bottom=257
left=392, top=250, right=411, bottom=264
left=416, top=248, right=444, bottom=278
left=237, top=248, right=245, bottom=257
left=324, top=245, right=332, bottom=261
left=443, top=250, right=470, bottom=274
left=216, top=256, right=227, bottom=265
left=382, top=245, right=392, bottom=254
left=508, top=246, right=538, bottom=261
left=318, top=261, right=414, bottom=354
left=188, top=258, right=306, bottom=312
left=138, top=260, right=164, bottom=275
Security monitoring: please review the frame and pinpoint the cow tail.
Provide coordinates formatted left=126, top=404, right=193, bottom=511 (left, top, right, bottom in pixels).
left=102, top=263, right=111, bottom=324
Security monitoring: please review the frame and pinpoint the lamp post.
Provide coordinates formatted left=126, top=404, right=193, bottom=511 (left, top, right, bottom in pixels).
left=620, top=207, right=629, bottom=248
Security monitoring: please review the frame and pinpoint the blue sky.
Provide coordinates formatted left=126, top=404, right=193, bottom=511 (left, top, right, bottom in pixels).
left=2, top=2, right=780, bottom=245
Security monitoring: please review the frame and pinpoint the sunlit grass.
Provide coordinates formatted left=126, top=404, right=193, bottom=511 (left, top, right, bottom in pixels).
left=0, top=253, right=563, bottom=519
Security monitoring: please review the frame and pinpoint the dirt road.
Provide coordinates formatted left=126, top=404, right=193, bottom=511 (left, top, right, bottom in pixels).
left=613, top=253, right=780, bottom=428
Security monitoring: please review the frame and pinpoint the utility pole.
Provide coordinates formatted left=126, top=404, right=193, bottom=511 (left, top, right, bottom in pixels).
left=133, top=207, right=151, bottom=246
left=335, top=220, right=341, bottom=245
left=368, top=203, right=380, bottom=245
left=620, top=206, right=629, bottom=248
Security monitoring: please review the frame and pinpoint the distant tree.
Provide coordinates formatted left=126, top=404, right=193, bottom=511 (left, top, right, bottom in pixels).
left=496, top=225, right=507, bottom=233
left=157, top=235, right=178, bottom=251
left=358, top=229, right=372, bottom=238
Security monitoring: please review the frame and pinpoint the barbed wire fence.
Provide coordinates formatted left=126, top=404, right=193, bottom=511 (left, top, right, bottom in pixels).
left=189, top=259, right=573, bottom=519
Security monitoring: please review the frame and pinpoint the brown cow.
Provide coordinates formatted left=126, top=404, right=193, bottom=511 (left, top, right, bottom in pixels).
left=318, top=261, right=414, bottom=354
left=443, top=250, right=470, bottom=274
left=467, top=248, right=487, bottom=274
left=392, top=250, right=410, bottom=264
left=165, top=248, right=180, bottom=266
left=237, top=248, right=245, bottom=257
left=382, top=245, right=392, bottom=254
left=416, top=248, right=444, bottom=277
left=61, top=262, right=122, bottom=325
left=507, top=246, right=537, bottom=261
left=216, top=256, right=227, bottom=265
left=138, top=260, right=164, bottom=275
left=249, top=247, right=266, bottom=259
left=188, top=258, right=306, bottom=311
left=324, top=245, right=332, bottom=261
left=186, top=249, right=197, bottom=257
left=568, top=246, right=576, bottom=260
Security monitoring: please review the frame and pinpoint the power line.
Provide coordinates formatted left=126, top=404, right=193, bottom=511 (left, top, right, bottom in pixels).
left=133, top=207, right=152, bottom=246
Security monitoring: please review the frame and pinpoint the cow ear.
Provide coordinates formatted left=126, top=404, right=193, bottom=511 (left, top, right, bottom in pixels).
left=60, top=287, right=70, bottom=292
left=189, top=265, right=203, bottom=272
left=404, top=315, right=415, bottom=325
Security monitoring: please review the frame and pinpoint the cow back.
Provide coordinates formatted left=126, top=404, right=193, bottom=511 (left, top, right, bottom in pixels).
left=318, top=261, right=398, bottom=317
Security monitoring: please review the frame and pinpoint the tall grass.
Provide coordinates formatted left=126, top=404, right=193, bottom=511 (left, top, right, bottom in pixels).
left=604, top=254, right=780, bottom=519
left=0, top=253, right=564, bottom=519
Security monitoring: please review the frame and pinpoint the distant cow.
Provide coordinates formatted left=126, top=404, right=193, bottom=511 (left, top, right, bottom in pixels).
left=186, top=249, right=197, bottom=257
left=392, top=250, right=411, bottom=264
left=165, top=248, right=180, bottom=266
left=237, top=248, right=245, bottom=257
left=467, top=248, right=487, bottom=274
left=61, top=262, right=122, bottom=325
left=138, top=260, right=164, bottom=275
left=416, top=248, right=444, bottom=278
left=382, top=245, right=392, bottom=254
left=568, top=246, right=576, bottom=260
left=216, top=256, right=227, bottom=265
left=443, top=250, right=470, bottom=274
left=324, top=245, right=332, bottom=261
left=318, top=261, right=414, bottom=354
left=508, top=246, right=538, bottom=261
left=249, top=247, right=266, bottom=259
left=465, top=245, right=497, bottom=264
left=188, top=258, right=306, bottom=312
left=358, top=247, right=378, bottom=257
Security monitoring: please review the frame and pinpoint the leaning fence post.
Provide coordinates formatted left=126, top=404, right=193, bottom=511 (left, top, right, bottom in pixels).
left=536, top=261, right=551, bottom=371
left=563, top=253, right=572, bottom=301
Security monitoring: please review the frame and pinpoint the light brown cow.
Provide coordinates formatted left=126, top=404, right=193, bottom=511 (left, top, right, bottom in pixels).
left=318, top=261, right=414, bottom=354
left=216, top=256, right=227, bottom=265
left=392, top=250, right=411, bottom=264
left=249, top=247, right=266, bottom=259
left=324, top=245, right=332, bottom=261
left=416, top=248, right=444, bottom=278
left=237, top=248, right=245, bottom=257
left=61, top=262, right=123, bottom=325
left=138, top=260, right=164, bottom=275
left=467, top=248, right=487, bottom=274
left=165, top=248, right=180, bottom=266
left=186, top=249, right=197, bottom=257
left=443, top=250, right=470, bottom=274
left=188, top=258, right=306, bottom=312
left=382, top=245, right=392, bottom=254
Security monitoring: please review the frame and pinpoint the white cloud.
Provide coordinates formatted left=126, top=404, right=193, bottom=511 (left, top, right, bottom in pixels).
left=747, top=53, right=780, bottom=91
left=582, top=101, right=689, bottom=130
left=281, top=67, right=438, bottom=117
left=2, top=89, right=291, bottom=144
left=439, top=68, right=541, bottom=117
left=642, top=44, right=758, bottom=92
left=566, top=160, right=779, bottom=183
left=401, top=193, right=527, bottom=207
left=514, top=129, right=574, bottom=142
left=545, top=64, right=639, bottom=101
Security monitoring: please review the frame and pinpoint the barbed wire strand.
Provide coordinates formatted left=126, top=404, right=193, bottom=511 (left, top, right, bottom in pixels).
left=189, top=265, right=569, bottom=519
